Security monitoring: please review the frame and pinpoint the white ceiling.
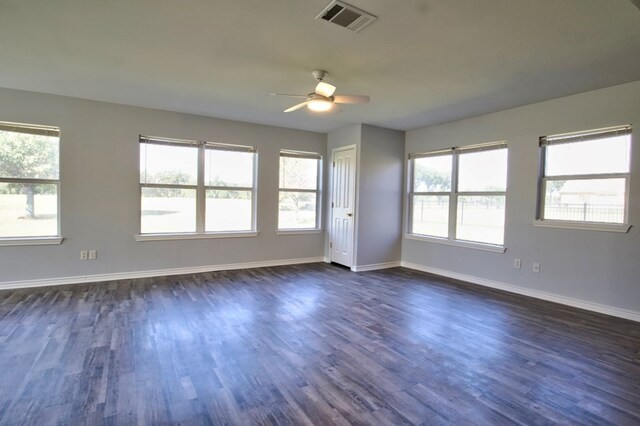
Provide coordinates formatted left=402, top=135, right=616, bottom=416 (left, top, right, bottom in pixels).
left=1, top=0, right=639, bottom=133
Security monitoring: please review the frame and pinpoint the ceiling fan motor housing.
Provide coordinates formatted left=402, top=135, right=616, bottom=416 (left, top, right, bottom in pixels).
left=308, top=93, right=332, bottom=101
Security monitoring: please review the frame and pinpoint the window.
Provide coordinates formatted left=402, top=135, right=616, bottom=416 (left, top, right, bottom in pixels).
left=139, top=136, right=256, bottom=235
left=538, top=125, right=631, bottom=227
left=278, top=150, right=322, bottom=230
left=0, top=121, right=60, bottom=240
left=409, top=141, right=508, bottom=246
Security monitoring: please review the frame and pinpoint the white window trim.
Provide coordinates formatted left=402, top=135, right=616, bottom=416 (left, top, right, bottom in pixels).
left=277, top=150, right=323, bottom=232
left=138, top=136, right=258, bottom=237
left=407, top=141, right=508, bottom=249
left=0, top=121, right=61, bottom=242
left=0, top=236, right=64, bottom=247
left=134, top=231, right=258, bottom=242
left=276, top=229, right=323, bottom=235
left=536, top=125, right=632, bottom=229
left=532, top=220, right=631, bottom=233
left=404, top=233, right=506, bottom=253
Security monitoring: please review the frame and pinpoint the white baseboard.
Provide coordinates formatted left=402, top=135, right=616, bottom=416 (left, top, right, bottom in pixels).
left=401, top=261, right=640, bottom=323
left=0, top=257, right=325, bottom=291
left=7, top=257, right=636, bottom=322
left=351, top=261, right=401, bottom=272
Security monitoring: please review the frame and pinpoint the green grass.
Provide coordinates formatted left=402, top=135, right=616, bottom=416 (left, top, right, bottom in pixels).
left=0, top=194, right=58, bottom=237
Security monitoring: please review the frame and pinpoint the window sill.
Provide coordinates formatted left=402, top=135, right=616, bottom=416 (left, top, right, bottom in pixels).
left=533, top=220, right=631, bottom=233
left=277, top=229, right=323, bottom=235
left=135, top=231, right=259, bottom=242
left=404, top=234, right=506, bottom=253
left=0, top=236, right=64, bottom=247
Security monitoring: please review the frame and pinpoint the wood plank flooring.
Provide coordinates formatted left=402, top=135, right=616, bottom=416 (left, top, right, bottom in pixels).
left=0, top=263, right=639, bottom=425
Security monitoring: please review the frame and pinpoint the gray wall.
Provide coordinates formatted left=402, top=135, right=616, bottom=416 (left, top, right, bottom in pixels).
left=3, top=80, right=639, bottom=317
left=325, top=124, right=404, bottom=268
left=0, top=88, right=326, bottom=283
left=356, top=125, right=404, bottom=266
left=403, top=80, right=640, bottom=313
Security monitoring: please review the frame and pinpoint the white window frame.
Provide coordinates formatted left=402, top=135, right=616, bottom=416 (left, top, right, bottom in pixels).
left=407, top=141, right=508, bottom=252
left=277, top=150, right=323, bottom=233
left=535, top=125, right=632, bottom=233
left=136, top=136, right=258, bottom=241
left=0, top=121, right=63, bottom=246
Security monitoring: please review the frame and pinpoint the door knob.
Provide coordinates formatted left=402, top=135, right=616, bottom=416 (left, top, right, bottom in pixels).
left=346, top=212, right=353, bottom=217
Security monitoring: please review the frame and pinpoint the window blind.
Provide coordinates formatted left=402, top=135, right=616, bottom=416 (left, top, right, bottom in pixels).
left=540, top=125, right=631, bottom=146
left=139, top=135, right=199, bottom=147
left=280, top=150, right=321, bottom=159
left=409, top=141, right=506, bottom=159
left=0, top=121, right=59, bottom=137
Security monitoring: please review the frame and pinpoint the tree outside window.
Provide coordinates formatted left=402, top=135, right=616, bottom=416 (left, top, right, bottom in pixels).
left=0, top=123, right=59, bottom=238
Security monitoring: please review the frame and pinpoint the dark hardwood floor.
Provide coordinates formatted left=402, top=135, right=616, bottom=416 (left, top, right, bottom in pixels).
left=0, top=263, right=639, bottom=425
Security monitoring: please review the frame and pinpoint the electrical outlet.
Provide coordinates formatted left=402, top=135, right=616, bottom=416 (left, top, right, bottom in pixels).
left=514, top=258, right=521, bottom=269
left=88, top=250, right=97, bottom=260
left=533, top=262, right=540, bottom=273
left=80, top=250, right=88, bottom=260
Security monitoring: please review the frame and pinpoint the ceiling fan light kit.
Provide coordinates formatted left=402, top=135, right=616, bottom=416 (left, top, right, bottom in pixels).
left=307, top=98, right=333, bottom=112
left=272, top=69, right=370, bottom=114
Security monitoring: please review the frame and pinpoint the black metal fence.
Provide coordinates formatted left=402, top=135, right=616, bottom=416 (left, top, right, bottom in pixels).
left=544, top=203, right=624, bottom=223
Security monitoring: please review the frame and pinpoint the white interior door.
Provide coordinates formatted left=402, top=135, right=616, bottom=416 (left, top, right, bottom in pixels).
left=330, top=146, right=356, bottom=267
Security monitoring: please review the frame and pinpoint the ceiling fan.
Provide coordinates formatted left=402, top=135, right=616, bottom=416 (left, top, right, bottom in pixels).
left=271, top=70, right=370, bottom=113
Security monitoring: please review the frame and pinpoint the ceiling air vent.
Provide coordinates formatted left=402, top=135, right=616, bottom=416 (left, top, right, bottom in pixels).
left=316, top=1, right=377, bottom=33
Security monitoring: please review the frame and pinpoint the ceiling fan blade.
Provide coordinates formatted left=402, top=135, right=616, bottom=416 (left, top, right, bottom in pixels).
left=270, top=93, right=307, bottom=98
left=315, top=82, right=336, bottom=97
left=284, top=101, right=309, bottom=113
left=333, top=95, right=370, bottom=104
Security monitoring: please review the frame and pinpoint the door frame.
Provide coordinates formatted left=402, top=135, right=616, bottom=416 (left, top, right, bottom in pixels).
left=328, top=144, right=358, bottom=267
